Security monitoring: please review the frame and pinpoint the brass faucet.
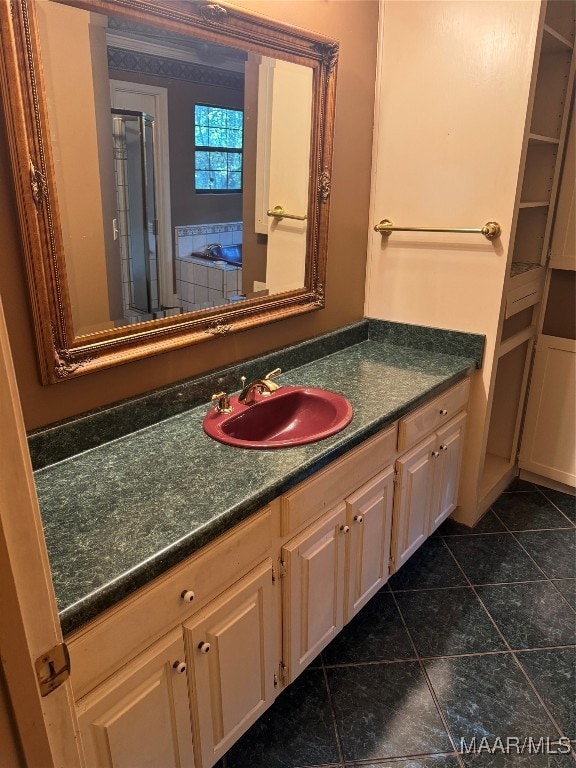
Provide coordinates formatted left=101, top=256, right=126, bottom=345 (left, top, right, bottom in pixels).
left=238, top=368, right=282, bottom=404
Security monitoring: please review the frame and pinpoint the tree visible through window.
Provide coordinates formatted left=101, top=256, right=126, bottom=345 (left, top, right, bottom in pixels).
left=194, top=104, right=243, bottom=192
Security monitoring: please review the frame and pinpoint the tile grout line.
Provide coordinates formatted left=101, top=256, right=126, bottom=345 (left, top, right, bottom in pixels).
left=490, top=508, right=576, bottom=617
left=535, top=488, right=576, bottom=529
left=342, top=752, right=461, bottom=766
left=440, top=533, right=572, bottom=746
left=387, top=584, right=466, bottom=768
left=321, top=644, right=576, bottom=668
left=320, top=657, right=347, bottom=768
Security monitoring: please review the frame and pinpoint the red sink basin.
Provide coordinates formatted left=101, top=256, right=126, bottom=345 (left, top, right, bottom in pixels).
left=203, top=386, right=354, bottom=449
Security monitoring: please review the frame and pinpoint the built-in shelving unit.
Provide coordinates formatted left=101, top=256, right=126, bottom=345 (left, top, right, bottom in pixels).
left=479, top=0, right=575, bottom=507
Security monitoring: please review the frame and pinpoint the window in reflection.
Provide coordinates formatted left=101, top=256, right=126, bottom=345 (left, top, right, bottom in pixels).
left=194, top=104, right=244, bottom=192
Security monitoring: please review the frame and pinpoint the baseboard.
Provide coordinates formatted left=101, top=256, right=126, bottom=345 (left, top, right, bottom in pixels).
left=519, top=469, right=575, bottom=496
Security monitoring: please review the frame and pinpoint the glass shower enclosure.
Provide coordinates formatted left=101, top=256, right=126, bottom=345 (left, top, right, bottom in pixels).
left=112, top=109, right=159, bottom=318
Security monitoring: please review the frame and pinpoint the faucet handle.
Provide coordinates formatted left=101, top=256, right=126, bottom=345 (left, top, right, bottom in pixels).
left=211, top=391, right=232, bottom=414
left=264, top=367, right=282, bottom=381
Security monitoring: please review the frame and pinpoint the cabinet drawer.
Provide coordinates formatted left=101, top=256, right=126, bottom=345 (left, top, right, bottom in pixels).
left=397, top=378, right=470, bottom=452
left=280, top=424, right=397, bottom=536
left=68, top=508, right=272, bottom=699
left=505, top=278, right=544, bottom=318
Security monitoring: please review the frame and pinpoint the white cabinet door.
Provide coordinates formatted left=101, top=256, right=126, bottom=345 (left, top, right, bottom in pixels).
left=77, top=628, right=195, bottom=768
left=393, top=434, right=436, bottom=569
left=185, top=560, right=277, bottom=768
left=345, top=465, right=394, bottom=621
left=430, top=412, right=467, bottom=532
left=519, top=336, right=576, bottom=486
left=282, top=503, right=347, bottom=682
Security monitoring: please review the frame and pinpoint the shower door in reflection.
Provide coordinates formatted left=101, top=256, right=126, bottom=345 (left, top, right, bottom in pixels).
left=112, top=110, right=159, bottom=316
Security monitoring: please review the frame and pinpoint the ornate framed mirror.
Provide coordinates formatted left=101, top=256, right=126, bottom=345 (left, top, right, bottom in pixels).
left=0, top=0, right=338, bottom=383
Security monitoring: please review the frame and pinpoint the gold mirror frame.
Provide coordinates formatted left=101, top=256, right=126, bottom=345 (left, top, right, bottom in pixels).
left=0, top=0, right=338, bottom=383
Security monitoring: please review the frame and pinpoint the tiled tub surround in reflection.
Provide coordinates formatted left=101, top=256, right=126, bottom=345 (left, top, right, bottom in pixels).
left=175, top=220, right=243, bottom=257
left=174, top=221, right=243, bottom=310
left=220, top=482, right=576, bottom=768
left=175, top=255, right=242, bottom=312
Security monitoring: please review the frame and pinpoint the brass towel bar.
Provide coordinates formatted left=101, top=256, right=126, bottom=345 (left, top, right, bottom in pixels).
left=267, top=205, right=307, bottom=221
left=374, top=219, right=501, bottom=240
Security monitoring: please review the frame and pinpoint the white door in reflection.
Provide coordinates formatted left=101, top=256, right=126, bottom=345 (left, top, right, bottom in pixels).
left=110, top=81, right=178, bottom=312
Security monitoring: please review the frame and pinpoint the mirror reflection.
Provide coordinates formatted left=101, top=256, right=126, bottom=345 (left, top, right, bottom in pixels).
left=36, top=2, right=313, bottom=337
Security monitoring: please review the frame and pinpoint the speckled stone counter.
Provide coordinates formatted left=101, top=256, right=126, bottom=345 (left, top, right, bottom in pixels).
left=31, top=320, right=484, bottom=634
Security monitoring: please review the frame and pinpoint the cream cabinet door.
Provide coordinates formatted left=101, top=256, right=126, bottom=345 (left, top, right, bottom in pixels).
left=282, top=503, right=347, bottom=682
left=430, top=412, right=467, bottom=532
left=345, top=465, right=394, bottom=621
left=393, top=434, right=436, bottom=569
left=519, top=336, right=576, bottom=486
left=77, top=628, right=195, bottom=768
left=184, top=560, right=277, bottom=768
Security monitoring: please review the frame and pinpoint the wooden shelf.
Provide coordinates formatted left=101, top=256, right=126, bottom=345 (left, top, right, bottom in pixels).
left=519, top=201, right=549, bottom=208
left=528, top=133, right=560, bottom=144
left=544, top=0, right=576, bottom=46
left=542, top=24, right=574, bottom=53
left=498, top=325, right=536, bottom=358
left=530, top=44, right=573, bottom=139
left=509, top=261, right=545, bottom=281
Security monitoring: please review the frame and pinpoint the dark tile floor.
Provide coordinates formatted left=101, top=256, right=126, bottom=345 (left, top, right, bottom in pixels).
left=221, top=481, right=576, bottom=767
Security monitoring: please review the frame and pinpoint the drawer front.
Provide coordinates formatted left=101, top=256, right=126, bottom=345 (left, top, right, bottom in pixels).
left=505, top=280, right=543, bottom=318
left=68, top=508, right=272, bottom=699
left=397, top=378, right=470, bottom=452
left=281, top=424, right=397, bottom=536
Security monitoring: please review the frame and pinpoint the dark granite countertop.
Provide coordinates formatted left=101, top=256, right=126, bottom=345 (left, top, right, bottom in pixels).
left=31, top=320, right=484, bottom=634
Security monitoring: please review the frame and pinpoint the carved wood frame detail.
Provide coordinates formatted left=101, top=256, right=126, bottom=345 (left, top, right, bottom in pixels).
left=0, top=0, right=338, bottom=383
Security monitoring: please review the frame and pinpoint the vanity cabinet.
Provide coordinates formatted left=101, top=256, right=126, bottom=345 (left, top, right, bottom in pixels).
left=392, top=378, right=468, bottom=570
left=392, top=412, right=467, bottom=569
left=280, top=425, right=397, bottom=683
left=281, top=468, right=395, bottom=683
left=68, top=377, right=470, bottom=768
left=282, top=503, right=348, bottom=681
left=345, top=465, right=394, bottom=621
left=393, top=434, right=437, bottom=569
left=77, top=629, right=195, bottom=768
left=184, top=560, right=277, bottom=768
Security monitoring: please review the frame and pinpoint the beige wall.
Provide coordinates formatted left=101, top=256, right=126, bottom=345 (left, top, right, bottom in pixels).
left=365, top=0, right=541, bottom=519
left=1, top=0, right=378, bottom=430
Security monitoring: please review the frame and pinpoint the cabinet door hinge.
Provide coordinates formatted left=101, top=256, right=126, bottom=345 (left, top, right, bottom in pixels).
left=272, top=560, right=287, bottom=584
left=35, top=642, right=70, bottom=697
left=279, top=661, right=288, bottom=685
left=393, top=471, right=399, bottom=486
left=388, top=555, right=396, bottom=575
